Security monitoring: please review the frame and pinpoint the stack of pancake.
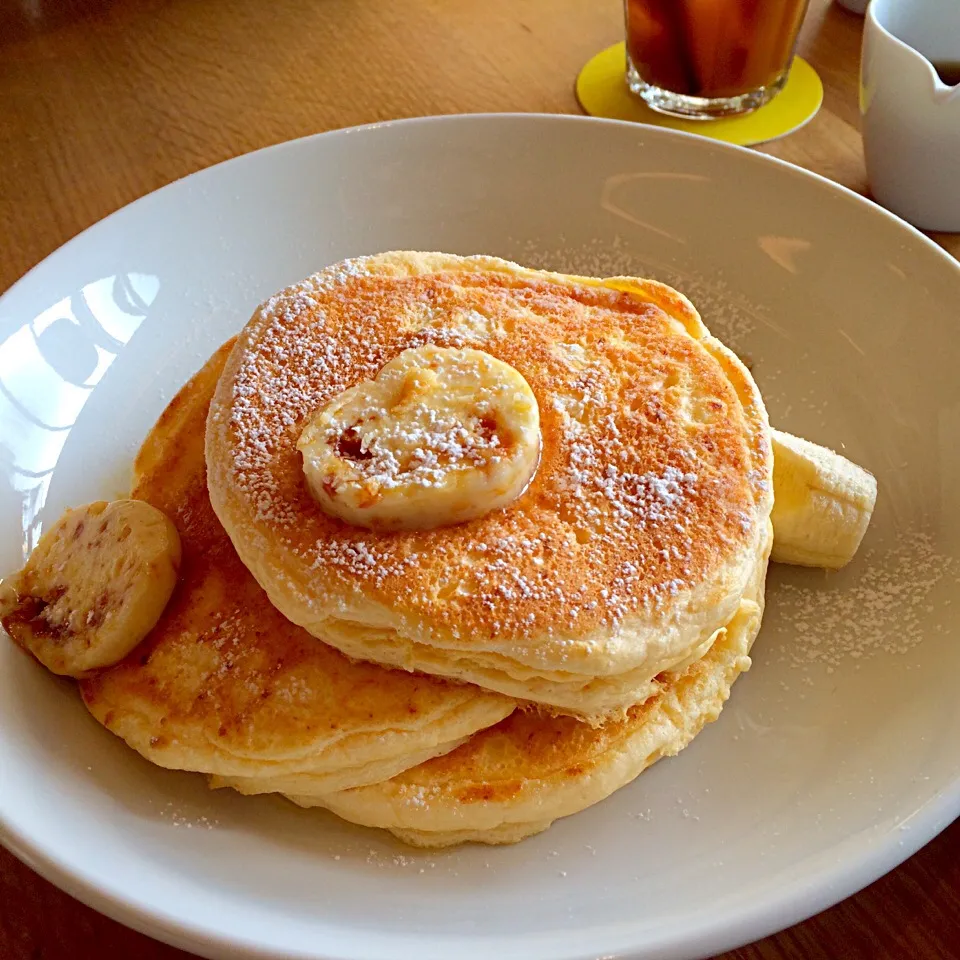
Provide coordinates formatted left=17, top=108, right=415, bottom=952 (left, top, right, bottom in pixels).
left=27, top=252, right=875, bottom=847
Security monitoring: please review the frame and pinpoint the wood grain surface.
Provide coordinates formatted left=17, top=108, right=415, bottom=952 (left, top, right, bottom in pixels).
left=1, top=1, right=958, bottom=958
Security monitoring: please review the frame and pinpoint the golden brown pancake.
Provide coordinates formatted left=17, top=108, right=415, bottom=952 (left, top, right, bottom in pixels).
left=206, top=252, right=772, bottom=719
left=297, top=521, right=772, bottom=846
left=79, top=342, right=514, bottom=793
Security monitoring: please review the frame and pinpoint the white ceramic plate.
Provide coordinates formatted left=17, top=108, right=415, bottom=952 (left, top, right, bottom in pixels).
left=1, top=115, right=959, bottom=960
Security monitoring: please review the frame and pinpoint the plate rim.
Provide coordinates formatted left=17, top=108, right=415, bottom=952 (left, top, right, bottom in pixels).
left=1, top=111, right=959, bottom=960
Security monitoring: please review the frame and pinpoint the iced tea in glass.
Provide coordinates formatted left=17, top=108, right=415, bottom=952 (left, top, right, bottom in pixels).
left=624, top=0, right=810, bottom=118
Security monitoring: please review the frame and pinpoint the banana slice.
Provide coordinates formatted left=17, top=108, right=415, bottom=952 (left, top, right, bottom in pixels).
left=298, top=345, right=541, bottom=531
left=0, top=500, right=181, bottom=677
left=771, top=430, right=878, bottom=570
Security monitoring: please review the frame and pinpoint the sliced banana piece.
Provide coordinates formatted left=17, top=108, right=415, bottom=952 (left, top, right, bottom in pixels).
left=771, top=430, right=878, bottom=570
left=0, top=500, right=181, bottom=677
left=298, top=345, right=541, bottom=531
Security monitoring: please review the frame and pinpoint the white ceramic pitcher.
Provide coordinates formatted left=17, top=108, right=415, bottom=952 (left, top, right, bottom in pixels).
left=861, top=0, right=960, bottom=232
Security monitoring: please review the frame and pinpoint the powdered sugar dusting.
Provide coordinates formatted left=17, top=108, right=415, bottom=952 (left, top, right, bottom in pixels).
left=307, top=348, right=515, bottom=496
left=507, top=239, right=959, bottom=673
left=513, top=235, right=759, bottom=355
left=323, top=405, right=504, bottom=492
left=767, top=531, right=957, bottom=668
left=159, top=802, right=219, bottom=830
left=227, top=266, right=383, bottom=525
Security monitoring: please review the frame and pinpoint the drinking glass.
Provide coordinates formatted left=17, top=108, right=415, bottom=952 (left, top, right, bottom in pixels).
left=624, top=0, right=810, bottom=119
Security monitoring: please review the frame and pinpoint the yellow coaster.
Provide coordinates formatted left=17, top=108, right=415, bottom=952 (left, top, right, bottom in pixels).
left=576, top=42, right=822, bottom=147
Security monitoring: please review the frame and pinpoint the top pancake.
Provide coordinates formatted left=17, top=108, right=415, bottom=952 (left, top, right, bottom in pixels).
left=80, top=340, right=514, bottom=793
left=206, top=252, right=773, bottom=718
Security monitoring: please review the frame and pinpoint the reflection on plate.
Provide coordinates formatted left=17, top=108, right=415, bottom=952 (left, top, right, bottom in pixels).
left=1, top=115, right=959, bottom=960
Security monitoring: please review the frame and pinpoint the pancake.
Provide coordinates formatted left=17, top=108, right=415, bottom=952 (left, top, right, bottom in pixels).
left=206, top=252, right=773, bottom=719
left=79, top=342, right=514, bottom=794
left=296, top=521, right=772, bottom=846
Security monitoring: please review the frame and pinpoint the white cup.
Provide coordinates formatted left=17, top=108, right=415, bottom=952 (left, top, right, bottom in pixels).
left=861, top=0, right=960, bottom=232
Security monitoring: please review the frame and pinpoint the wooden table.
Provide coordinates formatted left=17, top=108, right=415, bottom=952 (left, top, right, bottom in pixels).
left=1, top=1, right=958, bottom=958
